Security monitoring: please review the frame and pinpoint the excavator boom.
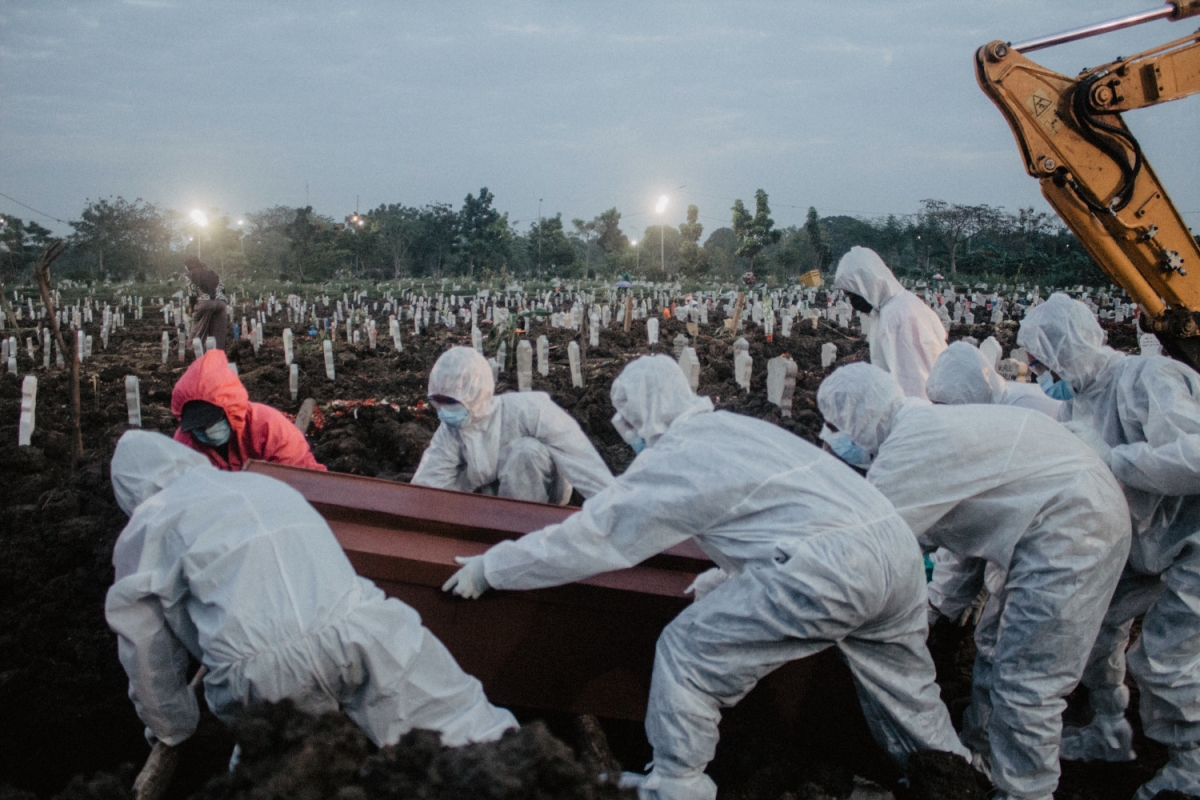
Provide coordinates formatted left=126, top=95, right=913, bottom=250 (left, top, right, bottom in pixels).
left=976, top=2, right=1200, bottom=364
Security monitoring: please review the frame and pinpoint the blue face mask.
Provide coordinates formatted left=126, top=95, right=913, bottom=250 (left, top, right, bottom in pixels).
left=829, top=435, right=869, bottom=467
left=1037, top=369, right=1074, bottom=401
left=193, top=418, right=231, bottom=446
left=437, top=404, right=471, bottom=429
left=630, top=436, right=646, bottom=454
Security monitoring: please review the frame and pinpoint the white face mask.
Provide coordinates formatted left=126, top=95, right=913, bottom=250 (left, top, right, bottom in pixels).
left=194, top=418, right=231, bottom=446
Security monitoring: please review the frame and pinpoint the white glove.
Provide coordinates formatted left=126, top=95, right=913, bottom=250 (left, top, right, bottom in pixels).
left=685, top=567, right=730, bottom=602
left=1064, top=420, right=1112, bottom=467
left=441, top=555, right=490, bottom=599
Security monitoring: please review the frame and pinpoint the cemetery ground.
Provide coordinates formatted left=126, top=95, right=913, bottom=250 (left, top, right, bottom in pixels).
left=0, top=300, right=1163, bottom=800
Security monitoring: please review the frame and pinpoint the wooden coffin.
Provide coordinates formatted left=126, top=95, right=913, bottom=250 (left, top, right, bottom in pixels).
left=244, top=461, right=867, bottom=744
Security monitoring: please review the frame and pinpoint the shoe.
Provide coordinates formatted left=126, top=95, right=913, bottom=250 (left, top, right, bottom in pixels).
left=1060, top=713, right=1136, bottom=762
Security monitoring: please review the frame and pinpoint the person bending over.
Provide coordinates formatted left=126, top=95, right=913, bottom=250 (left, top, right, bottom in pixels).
left=412, top=346, right=612, bottom=504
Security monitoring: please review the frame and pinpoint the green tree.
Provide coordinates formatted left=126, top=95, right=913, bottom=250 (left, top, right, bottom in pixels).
left=804, top=207, right=831, bottom=272
left=731, top=189, right=781, bottom=270
left=70, top=197, right=174, bottom=280
left=595, top=208, right=628, bottom=255
left=459, top=188, right=511, bottom=277
left=677, top=204, right=706, bottom=277
left=528, top=214, right=578, bottom=275
left=1, top=216, right=54, bottom=283
left=919, top=199, right=1002, bottom=275
left=366, top=204, right=425, bottom=278
left=703, top=227, right=738, bottom=279
left=571, top=217, right=598, bottom=276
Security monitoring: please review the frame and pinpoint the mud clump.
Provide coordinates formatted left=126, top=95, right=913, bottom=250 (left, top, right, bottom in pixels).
left=901, top=750, right=988, bottom=800
left=191, top=700, right=632, bottom=800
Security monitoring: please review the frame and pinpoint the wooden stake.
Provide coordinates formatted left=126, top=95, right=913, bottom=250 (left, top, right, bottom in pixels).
left=294, top=398, right=317, bottom=434
left=623, top=295, right=633, bottom=332
left=730, top=292, right=746, bottom=333
left=132, top=667, right=207, bottom=800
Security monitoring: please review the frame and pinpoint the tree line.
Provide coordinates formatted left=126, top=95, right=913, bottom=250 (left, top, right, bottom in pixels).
left=1, top=188, right=1118, bottom=287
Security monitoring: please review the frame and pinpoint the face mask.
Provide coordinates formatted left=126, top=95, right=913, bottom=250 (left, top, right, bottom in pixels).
left=630, top=436, right=646, bottom=454
left=829, top=435, right=869, bottom=467
left=437, top=404, right=470, bottom=429
left=193, top=418, right=231, bottom=446
left=1037, top=370, right=1074, bottom=401
left=820, top=425, right=871, bottom=468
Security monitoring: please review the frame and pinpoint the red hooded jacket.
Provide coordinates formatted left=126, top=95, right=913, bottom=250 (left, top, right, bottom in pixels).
left=171, top=349, right=326, bottom=472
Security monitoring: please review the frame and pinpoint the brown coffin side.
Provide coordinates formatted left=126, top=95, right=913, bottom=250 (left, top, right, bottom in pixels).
left=245, top=461, right=707, bottom=719
left=243, top=461, right=866, bottom=742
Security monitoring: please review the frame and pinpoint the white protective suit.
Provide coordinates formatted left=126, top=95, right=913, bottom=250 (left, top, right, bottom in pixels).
left=106, top=430, right=517, bottom=748
left=926, top=341, right=1062, bottom=418
left=1019, top=293, right=1200, bottom=800
left=412, top=346, right=613, bottom=504
left=475, top=355, right=969, bottom=800
left=818, top=363, right=1130, bottom=800
left=834, top=246, right=947, bottom=399
left=924, top=342, right=1061, bottom=621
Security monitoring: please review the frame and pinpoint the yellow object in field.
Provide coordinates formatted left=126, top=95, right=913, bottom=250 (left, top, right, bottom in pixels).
left=799, top=270, right=822, bottom=288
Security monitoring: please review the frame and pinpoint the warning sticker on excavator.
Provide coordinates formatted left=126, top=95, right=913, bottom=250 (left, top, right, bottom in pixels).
left=1025, top=88, right=1062, bottom=136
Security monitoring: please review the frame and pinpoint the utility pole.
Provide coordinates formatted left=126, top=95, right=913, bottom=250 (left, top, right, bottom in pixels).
left=537, top=198, right=543, bottom=273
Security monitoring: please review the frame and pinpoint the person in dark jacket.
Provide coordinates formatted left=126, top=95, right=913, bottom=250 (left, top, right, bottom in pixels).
left=185, top=255, right=228, bottom=350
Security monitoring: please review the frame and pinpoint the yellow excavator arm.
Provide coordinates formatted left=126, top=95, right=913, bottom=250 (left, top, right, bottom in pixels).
left=976, top=1, right=1200, bottom=363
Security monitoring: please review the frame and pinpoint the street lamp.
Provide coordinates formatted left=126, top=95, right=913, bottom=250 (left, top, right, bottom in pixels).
left=237, top=219, right=246, bottom=255
left=655, top=195, right=669, bottom=275
left=631, top=237, right=640, bottom=273
left=190, top=210, right=208, bottom=259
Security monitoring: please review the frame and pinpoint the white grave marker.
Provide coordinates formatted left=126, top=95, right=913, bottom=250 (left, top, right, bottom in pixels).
left=323, top=340, right=336, bottom=380
left=568, top=341, right=583, bottom=388
left=821, top=342, right=837, bottom=369
left=18, top=375, right=36, bottom=446
left=678, top=347, right=700, bottom=392
left=734, top=351, right=753, bottom=391
left=537, top=335, right=549, bottom=377
left=290, top=363, right=299, bottom=401
left=125, top=375, right=142, bottom=427
left=517, top=340, right=533, bottom=392
left=646, top=317, right=659, bottom=345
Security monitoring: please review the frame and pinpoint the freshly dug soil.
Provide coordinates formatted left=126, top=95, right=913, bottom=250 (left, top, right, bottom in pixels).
left=0, top=299, right=1159, bottom=800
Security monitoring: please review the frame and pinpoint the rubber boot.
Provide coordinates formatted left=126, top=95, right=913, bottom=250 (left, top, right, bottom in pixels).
left=1060, top=712, right=1137, bottom=762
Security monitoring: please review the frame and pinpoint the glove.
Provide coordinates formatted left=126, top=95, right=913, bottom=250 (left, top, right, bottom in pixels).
left=959, top=588, right=989, bottom=628
left=685, top=567, right=730, bottom=602
left=441, top=555, right=490, bottom=599
left=1064, top=420, right=1112, bottom=467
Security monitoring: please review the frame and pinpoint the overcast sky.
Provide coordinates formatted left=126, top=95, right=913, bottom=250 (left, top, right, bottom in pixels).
left=2, top=1, right=1196, bottom=239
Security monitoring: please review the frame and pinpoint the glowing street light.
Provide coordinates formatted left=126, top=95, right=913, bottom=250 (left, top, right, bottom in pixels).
left=190, top=210, right=208, bottom=259
left=631, top=237, right=640, bottom=273
left=237, top=219, right=246, bottom=255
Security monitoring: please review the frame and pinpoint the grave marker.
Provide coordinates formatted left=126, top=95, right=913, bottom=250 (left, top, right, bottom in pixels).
left=125, top=375, right=142, bottom=427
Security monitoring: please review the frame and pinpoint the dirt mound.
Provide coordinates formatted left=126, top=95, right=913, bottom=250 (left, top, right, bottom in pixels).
left=191, top=701, right=632, bottom=800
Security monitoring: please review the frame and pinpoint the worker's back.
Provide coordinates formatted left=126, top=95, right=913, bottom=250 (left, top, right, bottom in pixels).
left=111, top=439, right=361, bottom=667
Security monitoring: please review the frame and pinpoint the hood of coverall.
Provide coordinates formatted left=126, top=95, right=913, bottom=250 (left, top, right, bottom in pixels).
left=171, top=349, right=250, bottom=436
left=816, top=362, right=908, bottom=455
left=926, top=341, right=1006, bottom=405
left=427, top=346, right=495, bottom=423
left=610, top=355, right=714, bottom=448
left=834, top=246, right=903, bottom=311
left=1017, top=292, right=1120, bottom=393
left=111, top=429, right=211, bottom=514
